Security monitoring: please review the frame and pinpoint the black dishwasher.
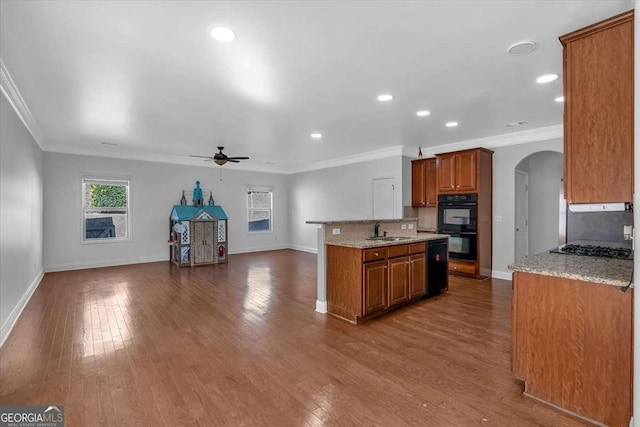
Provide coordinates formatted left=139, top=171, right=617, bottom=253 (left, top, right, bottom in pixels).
left=424, top=238, right=449, bottom=298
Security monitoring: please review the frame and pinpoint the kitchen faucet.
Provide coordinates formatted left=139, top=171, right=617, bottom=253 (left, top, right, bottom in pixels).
left=374, top=222, right=380, bottom=238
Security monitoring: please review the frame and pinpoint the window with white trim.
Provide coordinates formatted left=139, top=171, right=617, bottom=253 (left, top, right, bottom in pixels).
left=82, top=177, right=130, bottom=242
left=247, top=186, right=272, bottom=233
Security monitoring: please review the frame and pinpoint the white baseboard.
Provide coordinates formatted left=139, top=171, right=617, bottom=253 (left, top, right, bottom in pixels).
left=492, top=270, right=513, bottom=281
left=316, top=300, right=327, bottom=313
left=1, top=269, right=44, bottom=348
left=45, top=254, right=167, bottom=272
left=230, top=245, right=289, bottom=255
left=289, top=245, right=317, bottom=254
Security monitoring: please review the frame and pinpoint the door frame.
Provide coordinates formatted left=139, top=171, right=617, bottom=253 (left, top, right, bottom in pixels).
left=514, top=170, right=529, bottom=261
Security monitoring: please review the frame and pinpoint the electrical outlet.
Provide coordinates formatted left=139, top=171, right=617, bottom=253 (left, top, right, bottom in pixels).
left=495, top=215, right=503, bottom=222
left=332, top=228, right=340, bottom=235
left=408, top=224, right=414, bottom=230
left=401, top=224, right=407, bottom=230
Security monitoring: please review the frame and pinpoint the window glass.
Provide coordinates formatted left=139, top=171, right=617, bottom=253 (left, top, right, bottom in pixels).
left=247, top=187, right=272, bottom=233
left=82, top=178, right=130, bottom=241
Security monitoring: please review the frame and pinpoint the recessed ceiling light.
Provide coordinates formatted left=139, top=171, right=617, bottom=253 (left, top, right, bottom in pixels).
left=507, top=40, right=537, bottom=56
left=536, top=74, right=559, bottom=84
left=445, top=122, right=458, bottom=128
left=310, top=133, right=322, bottom=139
left=416, top=110, right=431, bottom=117
left=210, top=26, right=236, bottom=42
left=555, top=96, right=565, bottom=103
left=377, top=94, right=393, bottom=102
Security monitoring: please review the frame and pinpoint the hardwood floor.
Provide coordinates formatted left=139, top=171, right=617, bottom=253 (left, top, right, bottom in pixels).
left=0, top=250, right=588, bottom=426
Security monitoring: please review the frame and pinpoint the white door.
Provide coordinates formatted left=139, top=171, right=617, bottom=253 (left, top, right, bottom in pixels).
left=514, top=170, right=529, bottom=262
left=373, top=177, right=395, bottom=219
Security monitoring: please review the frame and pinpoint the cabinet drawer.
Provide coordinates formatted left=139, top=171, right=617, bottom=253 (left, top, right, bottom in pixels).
left=449, top=260, right=477, bottom=275
left=364, top=247, right=387, bottom=262
left=408, top=242, right=426, bottom=255
left=388, top=244, right=408, bottom=258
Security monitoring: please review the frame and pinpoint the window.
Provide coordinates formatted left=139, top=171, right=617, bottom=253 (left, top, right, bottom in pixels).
left=247, top=186, right=272, bottom=233
left=82, top=177, right=130, bottom=242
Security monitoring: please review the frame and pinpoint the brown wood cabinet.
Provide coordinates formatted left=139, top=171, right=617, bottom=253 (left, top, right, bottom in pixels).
left=435, top=148, right=493, bottom=278
left=436, top=150, right=478, bottom=193
left=363, top=260, right=387, bottom=315
left=560, top=10, right=634, bottom=204
left=411, top=158, right=437, bottom=206
left=326, top=242, right=426, bottom=323
left=512, top=271, right=632, bottom=426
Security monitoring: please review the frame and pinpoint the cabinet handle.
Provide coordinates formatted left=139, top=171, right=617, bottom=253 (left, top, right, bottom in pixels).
left=374, top=252, right=378, bottom=256
left=384, top=265, right=387, bottom=269
left=453, top=266, right=458, bottom=270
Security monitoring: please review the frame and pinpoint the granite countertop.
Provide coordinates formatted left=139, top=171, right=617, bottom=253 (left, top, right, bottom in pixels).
left=509, top=241, right=633, bottom=287
left=307, top=218, right=418, bottom=225
left=327, top=234, right=449, bottom=249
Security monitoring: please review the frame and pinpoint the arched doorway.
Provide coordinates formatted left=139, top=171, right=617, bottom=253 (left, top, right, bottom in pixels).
left=514, top=151, right=564, bottom=262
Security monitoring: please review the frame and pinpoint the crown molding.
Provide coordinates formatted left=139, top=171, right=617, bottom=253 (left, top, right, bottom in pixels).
left=0, top=58, right=45, bottom=149
left=43, top=140, right=286, bottom=174
left=403, top=124, right=563, bottom=159
left=284, top=145, right=406, bottom=174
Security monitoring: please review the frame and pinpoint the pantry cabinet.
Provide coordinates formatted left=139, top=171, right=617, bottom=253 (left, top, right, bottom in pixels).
left=560, top=10, right=634, bottom=204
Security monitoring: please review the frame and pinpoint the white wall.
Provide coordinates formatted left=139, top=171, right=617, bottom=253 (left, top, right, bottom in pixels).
left=492, top=138, right=563, bottom=278
left=43, top=153, right=289, bottom=271
left=0, top=94, right=44, bottom=345
left=527, top=152, right=563, bottom=256
left=401, top=155, right=412, bottom=206
left=288, top=156, right=403, bottom=252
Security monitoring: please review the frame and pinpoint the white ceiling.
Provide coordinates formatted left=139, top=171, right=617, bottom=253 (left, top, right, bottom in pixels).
left=0, top=0, right=632, bottom=173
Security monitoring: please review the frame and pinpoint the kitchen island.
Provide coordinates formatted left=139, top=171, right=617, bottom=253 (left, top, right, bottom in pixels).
left=306, top=219, right=447, bottom=320
left=509, top=245, right=633, bottom=426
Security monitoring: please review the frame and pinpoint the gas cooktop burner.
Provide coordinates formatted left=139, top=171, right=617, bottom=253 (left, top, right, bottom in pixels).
left=550, top=244, right=633, bottom=260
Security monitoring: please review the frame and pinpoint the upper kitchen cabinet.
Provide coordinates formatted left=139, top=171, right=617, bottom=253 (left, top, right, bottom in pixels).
left=560, top=10, right=634, bottom=204
left=411, top=158, right=437, bottom=206
left=436, top=148, right=492, bottom=194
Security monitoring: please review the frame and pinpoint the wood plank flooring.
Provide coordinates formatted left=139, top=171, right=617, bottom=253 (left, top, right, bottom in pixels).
left=0, top=250, right=588, bottom=426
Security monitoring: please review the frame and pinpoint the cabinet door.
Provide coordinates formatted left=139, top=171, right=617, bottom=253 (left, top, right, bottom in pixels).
left=425, top=158, right=437, bottom=205
left=388, top=257, right=409, bottom=306
left=363, top=261, right=387, bottom=315
left=411, top=160, right=427, bottom=206
left=562, top=16, right=633, bottom=203
left=455, top=151, right=477, bottom=192
left=437, top=154, right=456, bottom=193
left=408, top=254, right=426, bottom=299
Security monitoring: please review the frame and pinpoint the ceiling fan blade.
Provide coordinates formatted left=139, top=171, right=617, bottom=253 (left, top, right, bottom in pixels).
left=227, top=159, right=240, bottom=163
left=190, top=155, right=215, bottom=159
left=226, top=156, right=250, bottom=160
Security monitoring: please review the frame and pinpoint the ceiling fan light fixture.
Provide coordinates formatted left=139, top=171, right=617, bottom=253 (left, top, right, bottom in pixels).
left=214, top=159, right=227, bottom=166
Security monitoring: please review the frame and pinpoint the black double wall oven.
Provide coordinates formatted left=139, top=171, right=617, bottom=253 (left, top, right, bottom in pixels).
left=438, top=194, right=478, bottom=262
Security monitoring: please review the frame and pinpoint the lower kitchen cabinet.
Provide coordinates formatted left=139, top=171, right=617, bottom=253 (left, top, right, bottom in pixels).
left=363, top=260, right=387, bottom=315
left=326, top=242, right=426, bottom=323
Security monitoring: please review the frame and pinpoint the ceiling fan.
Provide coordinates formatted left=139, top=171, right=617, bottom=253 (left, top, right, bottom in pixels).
left=190, top=146, right=250, bottom=166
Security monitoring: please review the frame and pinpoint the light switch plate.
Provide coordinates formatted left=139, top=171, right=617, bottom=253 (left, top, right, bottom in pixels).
left=408, top=224, right=414, bottom=230
left=401, top=224, right=407, bottom=230
left=332, top=228, right=340, bottom=235
left=495, top=215, right=503, bottom=222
